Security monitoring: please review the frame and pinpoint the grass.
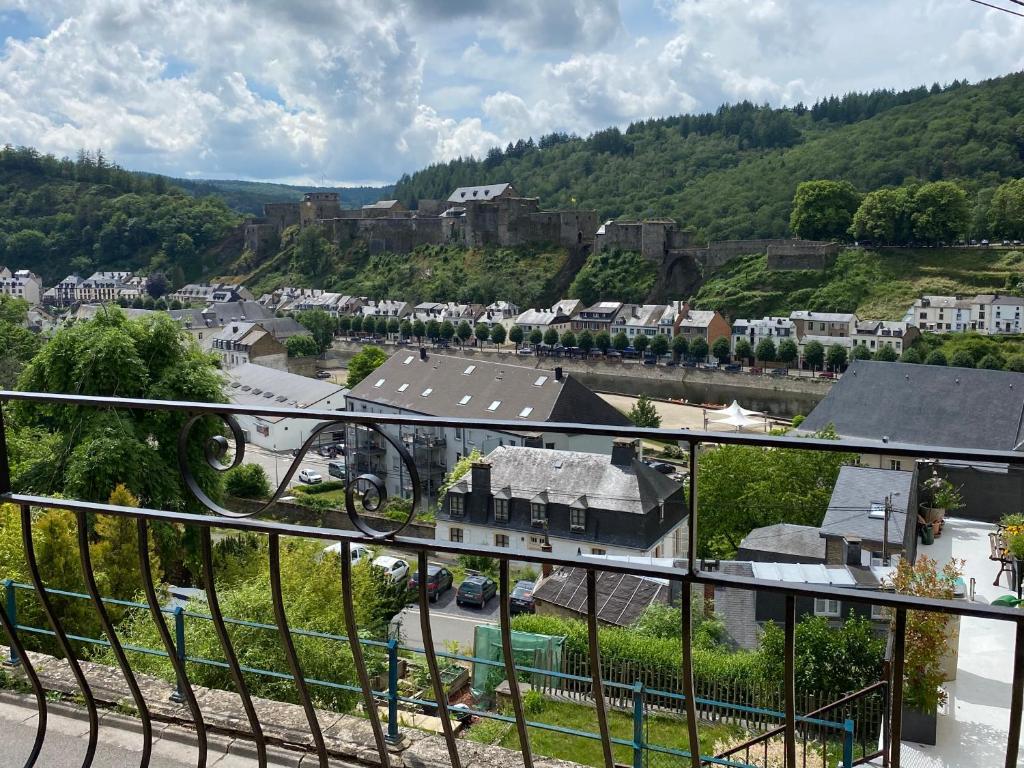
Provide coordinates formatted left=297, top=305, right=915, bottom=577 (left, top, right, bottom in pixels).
left=694, top=247, right=1024, bottom=320
left=464, top=698, right=740, bottom=767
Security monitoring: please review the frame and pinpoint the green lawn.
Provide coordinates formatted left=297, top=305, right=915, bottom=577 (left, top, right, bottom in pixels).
left=464, top=698, right=740, bottom=767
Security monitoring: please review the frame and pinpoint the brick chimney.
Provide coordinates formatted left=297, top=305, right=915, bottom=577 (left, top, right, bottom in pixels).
left=470, top=460, right=491, bottom=505
left=554, top=366, right=563, bottom=381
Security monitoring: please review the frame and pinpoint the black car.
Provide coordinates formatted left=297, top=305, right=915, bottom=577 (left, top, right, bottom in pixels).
left=509, top=580, right=536, bottom=615
left=649, top=462, right=676, bottom=475
left=408, top=564, right=454, bottom=602
left=456, top=575, right=497, bottom=608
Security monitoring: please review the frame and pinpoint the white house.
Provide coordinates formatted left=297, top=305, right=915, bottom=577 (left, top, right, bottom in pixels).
left=610, top=304, right=669, bottom=339
left=972, top=294, right=1024, bottom=334
left=731, top=316, right=795, bottom=352
left=903, top=295, right=974, bottom=333
left=211, top=322, right=288, bottom=370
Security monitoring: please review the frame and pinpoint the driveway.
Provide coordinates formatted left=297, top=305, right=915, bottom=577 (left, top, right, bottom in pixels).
left=395, top=582, right=499, bottom=653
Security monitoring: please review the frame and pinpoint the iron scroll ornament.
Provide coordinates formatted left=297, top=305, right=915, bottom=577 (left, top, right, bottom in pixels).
left=176, top=413, right=423, bottom=539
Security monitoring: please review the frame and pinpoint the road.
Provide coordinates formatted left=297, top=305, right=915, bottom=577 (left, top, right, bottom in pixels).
left=242, top=444, right=336, bottom=492
left=395, top=583, right=499, bottom=654
left=0, top=693, right=312, bottom=767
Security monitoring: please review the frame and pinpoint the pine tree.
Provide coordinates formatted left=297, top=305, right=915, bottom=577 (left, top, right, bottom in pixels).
left=627, top=395, right=661, bottom=428
left=92, top=484, right=163, bottom=605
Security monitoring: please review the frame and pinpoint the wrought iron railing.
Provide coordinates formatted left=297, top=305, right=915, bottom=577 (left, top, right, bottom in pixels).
left=0, top=390, right=1022, bottom=768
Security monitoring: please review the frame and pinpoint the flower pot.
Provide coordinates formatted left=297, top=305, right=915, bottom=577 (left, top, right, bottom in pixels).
left=901, top=704, right=937, bottom=745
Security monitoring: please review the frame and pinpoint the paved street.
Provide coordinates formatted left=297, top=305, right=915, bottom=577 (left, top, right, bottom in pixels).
left=0, top=693, right=317, bottom=767
left=242, top=444, right=337, bottom=493
left=396, top=584, right=499, bottom=653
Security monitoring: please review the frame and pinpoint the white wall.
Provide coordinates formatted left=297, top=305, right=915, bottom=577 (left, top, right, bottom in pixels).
left=436, top=520, right=673, bottom=560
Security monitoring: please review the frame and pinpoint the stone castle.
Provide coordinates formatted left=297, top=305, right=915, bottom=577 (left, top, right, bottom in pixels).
left=243, top=183, right=598, bottom=257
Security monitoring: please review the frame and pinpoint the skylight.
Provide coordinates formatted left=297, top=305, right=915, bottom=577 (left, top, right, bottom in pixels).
left=403, top=355, right=414, bottom=365
left=519, top=406, right=533, bottom=418
left=868, top=502, right=886, bottom=519
left=534, top=376, right=548, bottom=386
left=459, top=395, right=472, bottom=406
left=463, top=365, right=476, bottom=375
left=374, top=378, right=385, bottom=388
left=397, top=383, right=409, bottom=392
left=488, top=400, right=501, bottom=411
left=422, top=388, right=433, bottom=397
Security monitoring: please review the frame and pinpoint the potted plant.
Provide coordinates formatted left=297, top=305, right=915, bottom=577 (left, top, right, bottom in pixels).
left=885, top=555, right=964, bottom=745
left=1000, top=514, right=1024, bottom=595
left=921, top=476, right=963, bottom=537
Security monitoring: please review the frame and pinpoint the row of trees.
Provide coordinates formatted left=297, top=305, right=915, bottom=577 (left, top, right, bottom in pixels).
left=791, top=176, right=1024, bottom=245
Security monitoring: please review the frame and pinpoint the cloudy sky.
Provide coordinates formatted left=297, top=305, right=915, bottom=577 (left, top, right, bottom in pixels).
left=1, top=1, right=1022, bottom=186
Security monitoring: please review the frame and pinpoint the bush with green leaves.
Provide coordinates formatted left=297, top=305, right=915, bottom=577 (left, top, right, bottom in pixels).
left=627, top=394, right=661, bottom=428
left=225, top=463, right=272, bottom=499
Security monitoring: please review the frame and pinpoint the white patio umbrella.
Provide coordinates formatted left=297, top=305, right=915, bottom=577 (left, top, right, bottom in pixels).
left=709, top=410, right=765, bottom=431
left=718, top=400, right=764, bottom=418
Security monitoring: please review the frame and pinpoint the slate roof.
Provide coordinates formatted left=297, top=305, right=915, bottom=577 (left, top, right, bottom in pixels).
left=224, top=363, right=345, bottom=417
left=453, top=446, right=682, bottom=516
left=447, top=183, right=515, bottom=203
left=738, top=524, right=826, bottom=562
left=362, top=200, right=401, bottom=209
left=169, top=301, right=274, bottom=327
left=799, top=360, right=1024, bottom=450
left=516, top=308, right=565, bottom=326
left=819, top=465, right=914, bottom=547
left=533, top=566, right=669, bottom=627
left=790, top=311, right=857, bottom=322
left=348, top=350, right=630, bottom=426
left=678, top=310, right=717, bottom=329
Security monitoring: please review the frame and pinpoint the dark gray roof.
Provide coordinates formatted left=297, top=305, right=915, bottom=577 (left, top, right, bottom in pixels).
left=447, top=183, right=514, bottom=203
left=800, top=360, right=1024, bottom=451
left=533, top=566, right=668, bottom=626
left=169, top=301, right=273, bottom=327
left=224, top=363, right=345, bottom=420
left=456, top=446, right=682, bottom=516
left=347, top=350, right=630, bottom=426
left=819, top=465, right=913, bottom=546
left=738, top=524, right=825, bottom=562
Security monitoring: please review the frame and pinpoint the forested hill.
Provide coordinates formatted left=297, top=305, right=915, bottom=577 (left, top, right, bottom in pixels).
left=0, top=146, right=242, bottom=284
left=173, top=178, right=392, bottom=216
left=394, top=72, right=1024, bottom=241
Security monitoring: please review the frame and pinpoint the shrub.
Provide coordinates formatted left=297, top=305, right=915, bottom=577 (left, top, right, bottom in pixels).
left=224, top=463, right=272, bottom=499
left=523, top=688, right=545, bottom=715
left=298, top=480, right=347, bottom=495
left=458, top=554, right=498, bottom=577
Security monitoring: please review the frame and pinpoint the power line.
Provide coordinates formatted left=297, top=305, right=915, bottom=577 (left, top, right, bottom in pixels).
left=967, top=0, right=1024, bottom=17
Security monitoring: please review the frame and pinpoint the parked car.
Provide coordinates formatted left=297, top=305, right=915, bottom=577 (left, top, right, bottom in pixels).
left=723, top=363, right=741, bottom=372
left=322, top=542, right=373, bottom=564
left=509, top=580, right=536, bottom=615
left=517, top=348, right=533, bottom=355
left=408, top=564, right=454, bottom=602
left=298, top=468, right=323, bottom=484
left=770, top=367, right=789, bottom=377
left=456, top=575, right=497, bottom=608
left=642, top=357, right=656, bottom=366
left=327, top=460, right=346, bottom=479
left=649, top=462, right=676, bottom=475
left=315, top=370, right=332, bottom=379
left=818, top=371, right=835, bottom=379
left=372, top=555, right=410, bottom=583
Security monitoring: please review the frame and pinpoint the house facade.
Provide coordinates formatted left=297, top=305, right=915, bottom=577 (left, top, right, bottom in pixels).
left=211, top=322, right=288, bottom=370
left=789, top=311, right=858, bottom=340
left=852, top=321, right=919, bottom=357
left=572, top=302, right=623, bottom=333
left=731, top=316, right=795, bottom=353
left=0, top=268, right=42, bottom=305
left=904, top=295, right=974, bottom=333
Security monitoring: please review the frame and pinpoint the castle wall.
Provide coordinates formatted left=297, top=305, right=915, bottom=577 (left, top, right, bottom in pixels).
left=243, top=222, right=278, bottom=255
left=263, top=202, right=300, bottom=231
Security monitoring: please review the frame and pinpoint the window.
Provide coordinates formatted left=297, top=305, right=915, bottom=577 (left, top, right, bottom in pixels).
left=531, top=503, right=546, bottom=525
left=534, top=376, right=548, bottom=386
left=814, top=599, right=840, bottom=618
left=458, top=395, right=472, bottom=406
left=463, top=365, right=476, bottom=375
left=591, top=548, right=607, bottom=555
left=527, top=534, right=545, bottom=551
left=373, top=378, right=385, bottom=388
left=488, top=400, right=501, bottom=411
left=494, top=498, right=509, bottom=523
left=870, top=604, right=890, bottom=621
left=403, top=355, right=414, bottom=365
left=570, top=508, right=586, bottom=531
left=421, top=388, right=433, bottom=397
left=494, top=534, right=509, bottom=548
left=519, top=407, right=533, bottom=418
left=889, top=459, right=902, bottom=471
left=397, top=383, right=409, bottom=392
left=449, top=495, right=464, bottom=518
left=455, top=427, right=462, bottom=439
left=449, top=527, right=463, bottom=543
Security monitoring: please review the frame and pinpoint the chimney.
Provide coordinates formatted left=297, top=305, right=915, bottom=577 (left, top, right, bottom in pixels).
left=554, top=366, right=563, bottom=381
left=420, top=346, right=428, bottom=361
left=845, top=537, right=862, bottom=567
left=681, top=302, right=690, bottom=319
left=541, top=540, right=554, bottom=577
left=611, top=438, right=637, bottom=467
left=232, top=325, right=238, bottom=333
left=470, top=460, right=491, bottom=502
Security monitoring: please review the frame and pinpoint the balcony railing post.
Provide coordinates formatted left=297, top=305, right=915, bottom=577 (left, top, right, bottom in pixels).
left=2, top=579, right=18, bottom=666
left=843, top=718, right=855, bottom=768
left=632, top=680, right=644, bottom=768
left=387, top=638, right=400, bottom=743
left=170, top=606, right=186, bottom=703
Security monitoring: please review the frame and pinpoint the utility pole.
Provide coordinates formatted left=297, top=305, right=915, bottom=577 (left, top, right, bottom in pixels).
left=882, top=493, right=892, bottom=566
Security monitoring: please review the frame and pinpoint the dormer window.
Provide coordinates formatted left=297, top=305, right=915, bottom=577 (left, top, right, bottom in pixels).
left=531, top=503, right=546, bottom=526
left=449, top=495, right=464, bottom=518
left=570, top=507, right=586, bottom=531
left=494, top=498, right=509, bottom=523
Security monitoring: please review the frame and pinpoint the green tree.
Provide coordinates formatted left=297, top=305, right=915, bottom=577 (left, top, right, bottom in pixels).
left=297, top=309, right=337, bottom=355
left=529, top=329, right=544, bottom=348
left=595, top=331, right=611, bottom=353
left=690, top=337, right=709, bottom=361
left=346, top=345, right=388, bottom=388
left=900, top=347, right=923, bottom=364
left=412, top=319, right=426, bottom=341
left=827, top=344, right=848, bottom=371
left=989, top=178, right=1024, bottom=239
left=633, top=334, right=650, bottom=355
left=777, top=338, right=798, bottom=365
left=578, top=330, right=594, bottom=354
left=874, top=345, right=899, bottom=362
left=612, top=331, right=629, bottom=352
left=456, top=320, right=473, bottom=345
left=286, top=335, right=320, bottom=357
left=543, top=327, right=559, bottom=346
left=803, top=340, right=825, bottom=370
left=387, top=317, right=400, bottom=337
left=225, top=464, right=272, bottom=499
left=426, top=319, right=441, bottom=340
left=0, top=296, right=42, bottom=388
left=560, top=330, right=577, bottom=348
left=509, top=325, right=524, bottom=349
left=490, top=323, right=506, bottom=347
left=627, top=395, right=661, bottom=428
left=978, top=353, right=1004, bottom=370
left=651, top=334, right=670, bottom=358
left=790, top=180, right=861, bottom=240
left=399, top=319, right=412, bottom=340
left=1004, top=354, right=1024, bottom=372
left=925, top=349, right=948, bottom=366
left=92, top=484, right=163, bottom=607
left=851, top=344, right=873, bottom=360
left=440, top=320, right=455, bottom=342
left=849, top=187, right=915, bottom=244
left=711, top=336, right=731, bottom=361
left=338, top=315, right=352, bottom=335
left=912, top=181, right=969, bottom=244
left=294, top=227, right=331, bottom=275
left=474, top=322, right=490, bottom=345
left=755, top=337, right=776, bottom=365
left=733, top=337, right=751, bottom=363
left=350, top=315, right=364, bottom=335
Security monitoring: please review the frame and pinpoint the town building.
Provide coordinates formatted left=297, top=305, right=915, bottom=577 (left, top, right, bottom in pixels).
left=789, top=311, right=858, bottom=340
left=675, top=306, right=731, bottom=351
left=169, top=301, right=276, bottom=349
left=77, top=271, right=135, bottom=304
left=169, top=283, right=253, bottom=306
left=0, top=268, right=42, bottom=305
left=610, top=304, right=670, bottom=339
left=211, top=322, right=288, bottom=370
left=358, top=300, right=411, bottom=321
left=223, top=363, right=346, bottom=452
left=737, top=524, right=825, bottom=564
left=903, top=295, right=974, bottom=333
left=571, top=301, right=623, bottom=334
left=44, top=274, right=82, bottom=307
left=852, top=321, right=919, bottom=357
left=514, top=306, right=573, bottom=334
left=344, top=349, right=631, bottom=501
left=972, top=294, right=1024, bottom=334
left=437, top=442, right=687, bottom=559
left=731, top=316, right=795, bottom=353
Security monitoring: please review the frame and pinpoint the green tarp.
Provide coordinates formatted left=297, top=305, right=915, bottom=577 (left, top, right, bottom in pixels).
left=471, top=625, right=564, bottom=699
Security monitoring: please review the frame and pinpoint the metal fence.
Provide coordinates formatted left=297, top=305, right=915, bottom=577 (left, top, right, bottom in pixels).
left=0, top=389, right=1023, bottom=768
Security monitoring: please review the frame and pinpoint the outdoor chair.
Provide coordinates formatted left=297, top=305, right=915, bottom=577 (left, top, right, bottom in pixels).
left=990, top=531, right=1014, bottom=588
